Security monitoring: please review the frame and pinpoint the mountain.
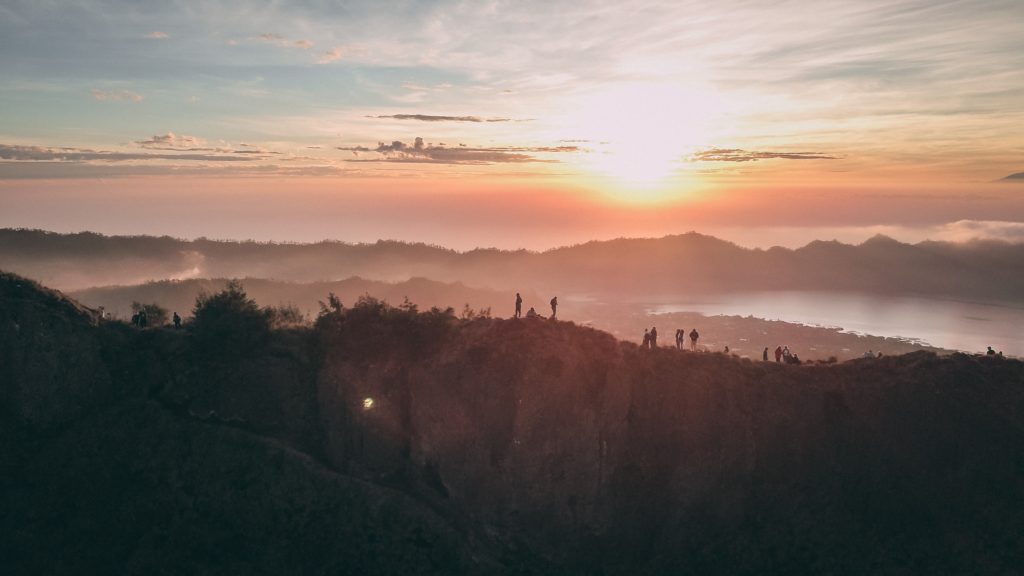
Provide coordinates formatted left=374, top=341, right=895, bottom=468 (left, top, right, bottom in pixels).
left=3, top=228, right=1024, bottom=303
left=4, top=272, right=1023, bottom=574
left=1000, top=172, right=1024, bottom=181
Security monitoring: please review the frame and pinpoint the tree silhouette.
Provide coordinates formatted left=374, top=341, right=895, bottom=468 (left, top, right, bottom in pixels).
left=191, top=279, right=270, bottom=357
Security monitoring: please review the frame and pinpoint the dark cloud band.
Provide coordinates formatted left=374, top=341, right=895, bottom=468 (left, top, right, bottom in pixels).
left=369, top=114, right=515, bottom=123
left=338, top=137, right=578, bottom=165
left=691, top=148, right=837, bottom=162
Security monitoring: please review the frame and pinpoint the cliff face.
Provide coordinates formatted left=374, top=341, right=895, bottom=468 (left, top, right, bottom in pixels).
left=3, top=272, right=1024, bottom=574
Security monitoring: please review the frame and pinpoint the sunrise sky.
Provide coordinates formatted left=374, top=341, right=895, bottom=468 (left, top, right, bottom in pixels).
left=2, top=0, right=1023, bottom=249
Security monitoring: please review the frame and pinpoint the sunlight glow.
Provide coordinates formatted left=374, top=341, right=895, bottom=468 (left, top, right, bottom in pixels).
left=567, top=82, right=724, bottom=197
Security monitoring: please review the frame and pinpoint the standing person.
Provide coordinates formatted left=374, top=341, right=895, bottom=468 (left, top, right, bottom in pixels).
left=675, top=329, right=683, bottom=349
left=642, top=328, right=651, bottom=349
left=689, top=328, right=699, bottom=351
left=650, top=326, right=658, bottom=348
left=774, top=346, right=783, bottom=363
left=515, top=292, right=523, bottom=318
left=763, top=347, right=769, bottom=361
left=550, top=296, right=558, bottom=318
left=173, top=312, right=182, bottom=329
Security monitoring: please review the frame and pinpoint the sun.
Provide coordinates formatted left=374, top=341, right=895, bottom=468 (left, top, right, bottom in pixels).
left=565, top=81, right=723, bottom=200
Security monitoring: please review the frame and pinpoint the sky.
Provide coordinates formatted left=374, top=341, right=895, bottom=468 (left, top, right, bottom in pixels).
left=1, top=0, right=1023, bottom=249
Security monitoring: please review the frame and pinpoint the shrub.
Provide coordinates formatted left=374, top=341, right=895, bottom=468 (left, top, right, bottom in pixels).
left=191, top=280, right=270, bottom=357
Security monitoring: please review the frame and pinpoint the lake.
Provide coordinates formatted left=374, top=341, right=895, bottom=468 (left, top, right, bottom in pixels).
left=651, top=291, right=1024, bottom=357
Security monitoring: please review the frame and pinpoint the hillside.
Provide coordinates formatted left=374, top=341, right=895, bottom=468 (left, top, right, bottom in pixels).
left=65, top=276, right=952, bottom=362
left=3, top=272, right=1024, bottom=574
left=3, top=228, right=1024, bottom=303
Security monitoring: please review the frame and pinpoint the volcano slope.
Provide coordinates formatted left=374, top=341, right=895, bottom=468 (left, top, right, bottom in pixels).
left=2, top=271, right=1023, bottom=575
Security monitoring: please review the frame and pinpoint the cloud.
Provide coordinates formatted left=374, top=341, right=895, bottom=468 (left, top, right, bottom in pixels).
left=148, top=31, right=168, bottom=39
left=338, top=137, right=578, bottom=165
left=318, top=47, right=343, bottom=64
left=401, top=82, right=452, bottom=92
left=0, top=162, right=351, bottom=179
left=931, top=220, right=1024, bottom=243
left=690, top=148, right=837, bottom=162
left=0, top=143, right=255, bottom=163
left=135, top=132, right=213, bottom=151
left=91, top=89, right=143, bottom=102
left=258, top=33, right=313, bottom=49
left=999, top=172, right=1024, bottom=182
left=369, top=114, right=515, bottom=123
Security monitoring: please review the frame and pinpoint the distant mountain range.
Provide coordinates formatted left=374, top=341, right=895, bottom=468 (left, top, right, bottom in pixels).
left=2, top=228, right=1023, bottom=303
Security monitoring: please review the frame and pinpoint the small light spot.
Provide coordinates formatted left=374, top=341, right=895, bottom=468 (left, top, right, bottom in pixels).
left=363, top=397, right=374, bottom=410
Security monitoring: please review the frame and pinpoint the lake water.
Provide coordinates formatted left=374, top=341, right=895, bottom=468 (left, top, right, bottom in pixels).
left=651, top=291, right=1024, bottom=357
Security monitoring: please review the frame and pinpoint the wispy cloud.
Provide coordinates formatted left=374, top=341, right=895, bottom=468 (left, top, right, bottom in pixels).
left=339, top=137, right=578, bottom=165
left=147, top=31, right=168, bottom=39
left=91, top=89, right=143, bottom=102
left=999, top=172, right=1024, bottom=182
left=135, top=132, right=213, bottom=151
left=0, top=143, right=254, bottom=162
left=690, top=148, right=837, bottom=162
left=258, top=33, right=313, bottom=49
left=318, top=47, right=344, bottom=64
left=369, top=114, right=514, bottom=123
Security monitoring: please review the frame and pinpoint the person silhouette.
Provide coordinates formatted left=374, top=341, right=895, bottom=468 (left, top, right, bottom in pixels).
left=987, top=346, right=996, bottom=356
left=642, top=328, right=651, bottom=349
left=763, top=347, right=769, bottom=361
left=650, top=326, right=658, bottom=348
left=515, top=292, right=523, bottom=318
left=550, top=296, right=558, bottom=318
left=689, top=328, right=699, bottom=351
left=775, top=346, right=782, bottom=362
left=173, top=311, right=181, bottom=329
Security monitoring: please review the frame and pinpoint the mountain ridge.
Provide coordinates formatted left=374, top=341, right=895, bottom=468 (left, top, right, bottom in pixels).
left=3, top=228, right=1023, bottom=304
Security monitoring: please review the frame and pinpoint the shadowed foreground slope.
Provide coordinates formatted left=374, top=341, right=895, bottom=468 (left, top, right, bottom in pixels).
left=2, top=272, right=1023, bottom=574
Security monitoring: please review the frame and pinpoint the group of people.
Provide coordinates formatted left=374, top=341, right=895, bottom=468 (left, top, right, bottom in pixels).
left=130, top=310, right=149, bottom=328
left=130, top=310, right=182, bottom=329
left=515, top=293, right=558, bottom=319
left=764, top=345, right=800, bottom=364
left=641, top=327, right=701, bottom=350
